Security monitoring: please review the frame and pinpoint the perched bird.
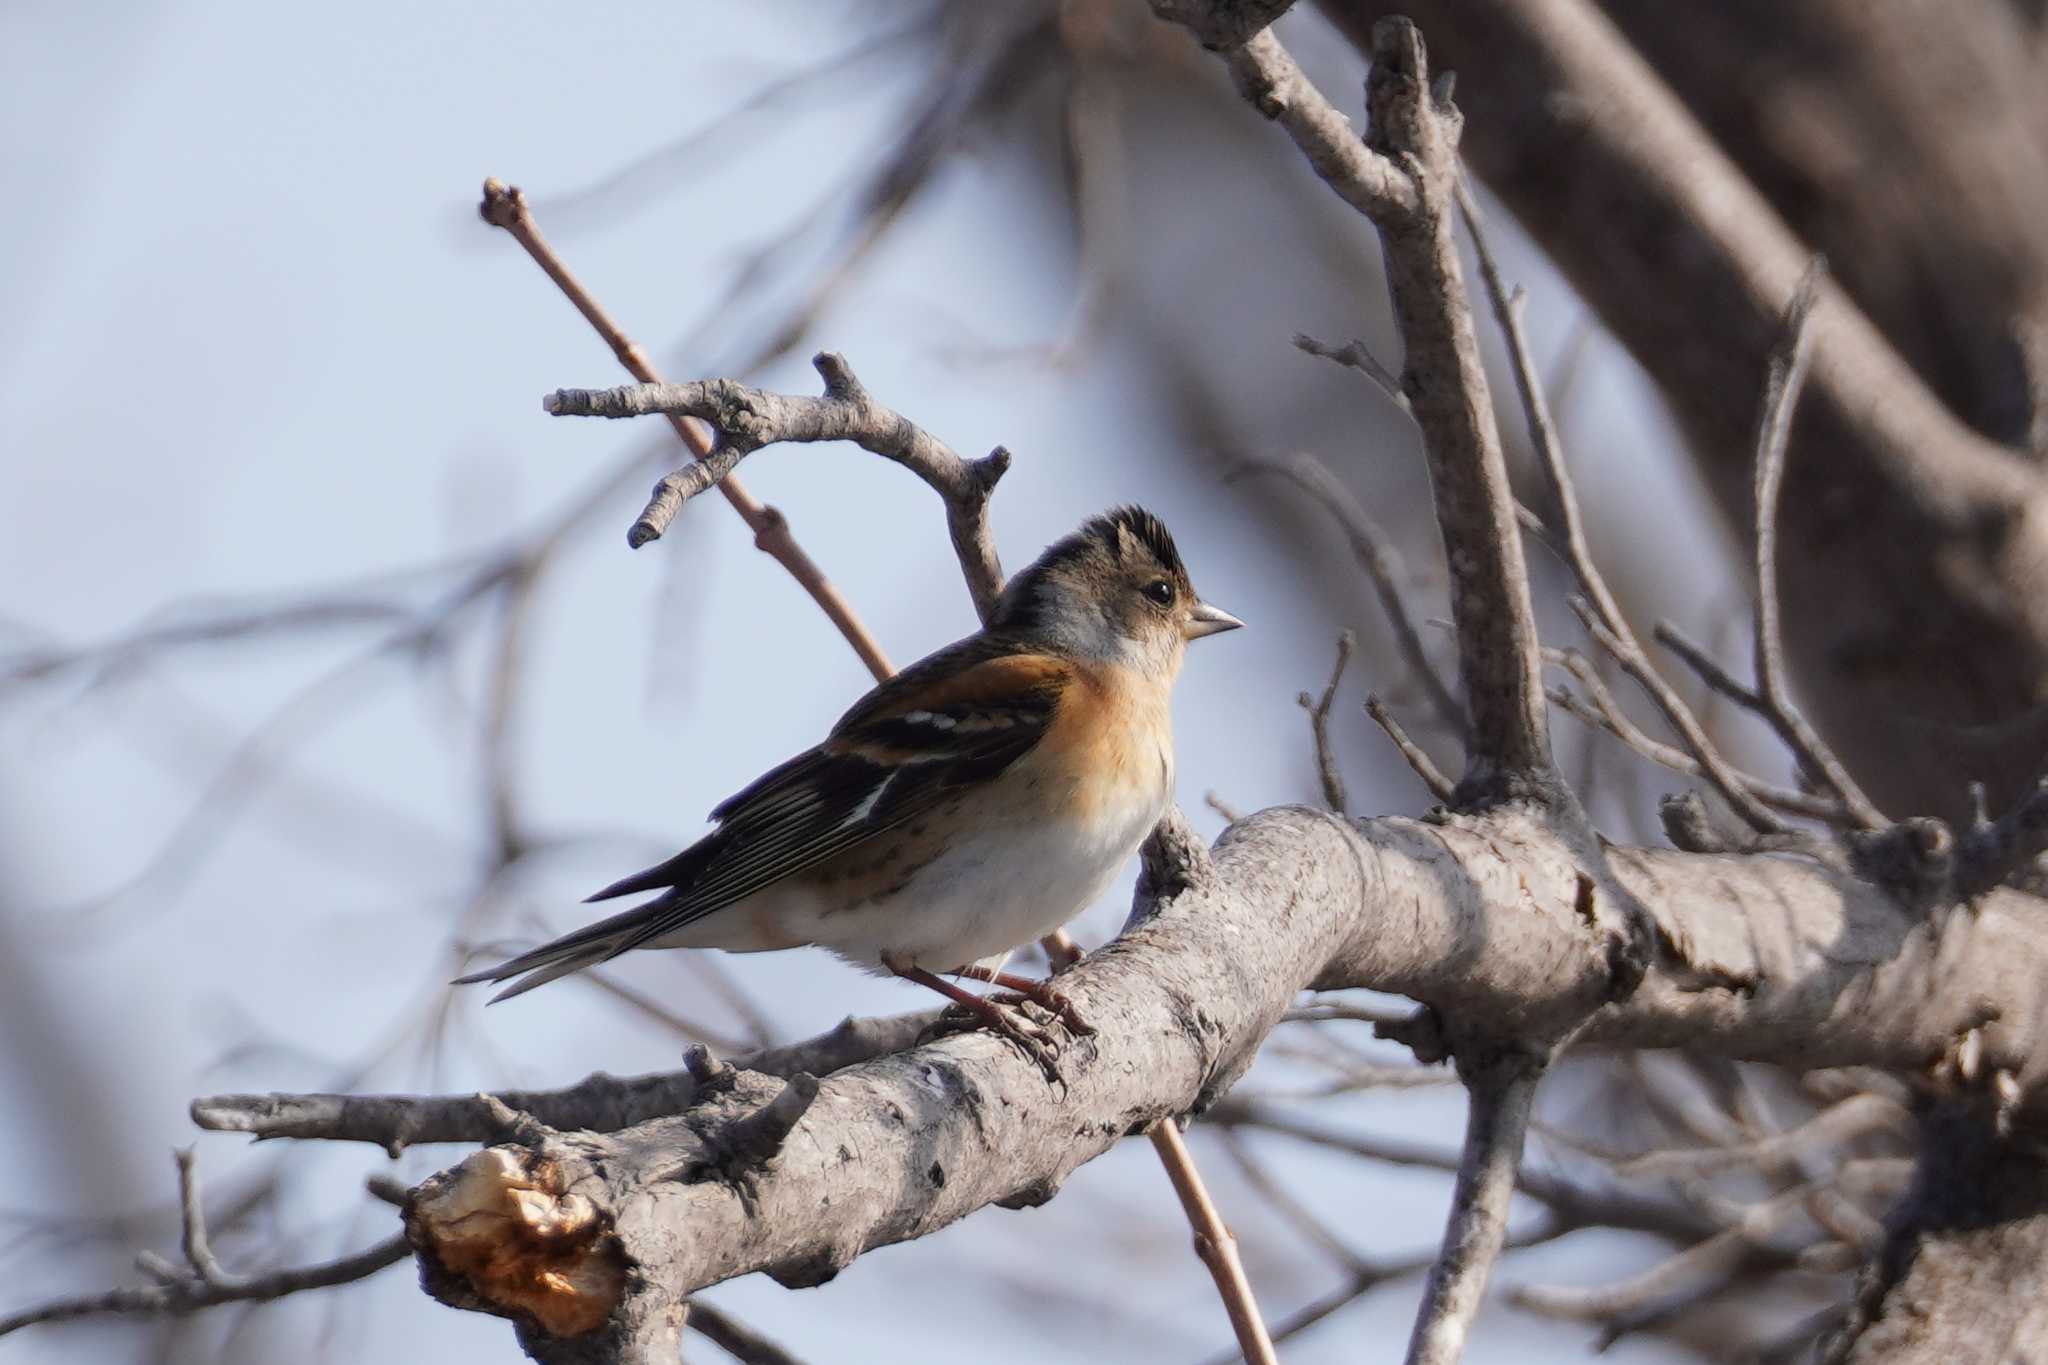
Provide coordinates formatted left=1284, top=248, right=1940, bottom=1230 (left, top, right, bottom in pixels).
left=458, top=506, right=1240, bottom=1051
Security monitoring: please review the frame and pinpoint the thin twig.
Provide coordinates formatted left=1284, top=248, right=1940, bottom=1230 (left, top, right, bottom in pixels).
left=1507, top=1179, right=1831, bottom=1332
left=1603, top=1093, right=1910, bottom=1182
left=1039, top=932, right=1277, bottom=1362
left=0, top=1154, right=408, bottom=1340
left=1454, top=175, right=1784, bottom=834
left=1154, top=1119, right=1280, bottom=1365
left=478, top=178, right=897, bottom=680
left=684, top=1298, right=808, bottom=1365
left=1406, top=1051, right=1544, bottom=1365
left=172, top=1149, right=231, bottom=1287
left=1747, top=262, right=1885, bottom=830
left=1544, top=647, right=1846, bottom=823
left=1299, top=632, right=1356, bottom=812
left=545, top=356, right=1010, bottom=622
left=1215, top=1131, right=1372, bottom=1276
left=1367, top=695, right=1457, bottom=802
left=1234, top=452, right=1465, bottom=738
left=1294, top=332, right=1413, bottom=417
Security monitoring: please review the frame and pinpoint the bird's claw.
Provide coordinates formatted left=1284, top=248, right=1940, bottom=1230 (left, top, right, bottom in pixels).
left=922, top=996, right=1066, bottom=1083
left=990, top=984, right=1095, bottom=1037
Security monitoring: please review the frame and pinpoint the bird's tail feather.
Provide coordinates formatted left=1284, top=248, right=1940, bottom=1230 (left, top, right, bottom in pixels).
left=454, top=892, right=681, bottom=1003
left=584, top=840, right=717, bottom=903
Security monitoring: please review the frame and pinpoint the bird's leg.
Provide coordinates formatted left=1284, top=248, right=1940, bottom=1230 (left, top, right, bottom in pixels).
left=955, top=966, right=1095, bottom=1036
left=888, top=958, right=1062, bottom=1081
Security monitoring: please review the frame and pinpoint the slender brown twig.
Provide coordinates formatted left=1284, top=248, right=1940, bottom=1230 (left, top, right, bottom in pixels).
left=1367, top=695, right=1457, bottom=802
left=1039, top=929, right=1276, bottom=1362
left=0, top=1159, right=408, bottom=1340
left=1299, top=632, right=1356, bottom=812
left=1156, top=1118, right=1281, bottom=1365
left=1744, top=262, right=1885, bottom=829
left=478, top=178, right=896, bottom=681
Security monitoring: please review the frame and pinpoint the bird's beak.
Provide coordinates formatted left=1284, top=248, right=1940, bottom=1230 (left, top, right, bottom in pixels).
left=1183, top=599, right=1245, bottom=640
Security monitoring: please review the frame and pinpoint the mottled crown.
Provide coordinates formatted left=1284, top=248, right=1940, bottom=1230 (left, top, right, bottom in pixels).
left=991, top=505, right=1188, bottom=635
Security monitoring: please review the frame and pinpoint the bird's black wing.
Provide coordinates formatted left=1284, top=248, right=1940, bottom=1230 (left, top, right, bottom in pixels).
left=456, top=638, right=1070, bottom=998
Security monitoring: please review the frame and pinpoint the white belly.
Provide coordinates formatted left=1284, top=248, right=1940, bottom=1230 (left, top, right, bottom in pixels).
left=685, top=780, right=1170, bottom=973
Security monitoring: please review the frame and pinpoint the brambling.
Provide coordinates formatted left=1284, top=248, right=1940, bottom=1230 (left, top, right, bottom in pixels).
left=458, top=506, right=1240, bottom=1054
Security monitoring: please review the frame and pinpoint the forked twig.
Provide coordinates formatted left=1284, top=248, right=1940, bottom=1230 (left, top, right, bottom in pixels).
left=546, top=357, right=1011, bottom=622
left=1300, top=632, right=1356, bottom=812
left=478, top=178, right=897, bottom=680
left=0, top=1155, right=408, bottom=1340
left=1455, top=177, right=1786, bottom=835
left=1746, top=264, right=1883, bottom=830
left=1544, top=647, right=1844, bottom=822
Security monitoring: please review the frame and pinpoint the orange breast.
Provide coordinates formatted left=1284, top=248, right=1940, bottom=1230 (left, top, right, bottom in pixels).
left=1026, top=663, right=1173, bottom=821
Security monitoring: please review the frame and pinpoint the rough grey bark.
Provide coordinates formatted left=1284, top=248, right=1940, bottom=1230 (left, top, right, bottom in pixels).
left=201, top=805, right=2048, bottom=1358
left=1832, top=1104, right=2048, bottom=1363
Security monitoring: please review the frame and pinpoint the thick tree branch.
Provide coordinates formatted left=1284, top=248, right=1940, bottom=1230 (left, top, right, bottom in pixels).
left=1405, top=1050, right=1542, bottom=1364
left=193, top=804, right=2048, bottom=1357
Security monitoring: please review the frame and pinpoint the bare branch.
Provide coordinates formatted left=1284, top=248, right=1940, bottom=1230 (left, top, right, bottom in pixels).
left=1957, top=777, right=2048, bottom=898
left=1603, top=1093, right=1912, bottom=1181
left=1294, top=331, right=1413, bottom=418
left=1217, top=29, right=1417, bottom=221
left=1576, top=600, right=1789, bottom=834
left=1217, top=18, right=1551, bottom=796
left=1298, top=632, right=1356, bottom=812
left=684, top=1300, right=807, bottom=1365
left=1747, top=264, right=1886, bottom=830
left=1452, top=171, right=1786, bottom=836
left=1544, top=647, right=1845, bottom=823
left=478, top=178, right=897, bottom=678
left=1507, top=1181, right=1829, bottom=1333
left=0, top=1159, right=408, bottom=1341
left=1405, top=1051, right=1543, bottom=1365
left=249, top=799, right=2048, bottom=1352
left=1211, top=1100, right=1715, bottom=1246
left=1235, top=452, right=1465, bottom=738
left=1154, top=1118, right=1280, bottom=1365
left=1367, top=695, right=1457, bottom=803
left=192, top=1014, right=930, bottom=1151
left=546, top=354, right=1010, bottom=622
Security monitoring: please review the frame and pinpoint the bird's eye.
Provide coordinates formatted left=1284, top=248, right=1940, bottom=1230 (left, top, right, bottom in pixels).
left=1143, top=579, right=1175, bottom=607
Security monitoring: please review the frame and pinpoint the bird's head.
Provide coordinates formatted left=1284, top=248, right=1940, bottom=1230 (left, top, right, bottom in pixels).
left=992, top=505, right=1242, bottom=676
